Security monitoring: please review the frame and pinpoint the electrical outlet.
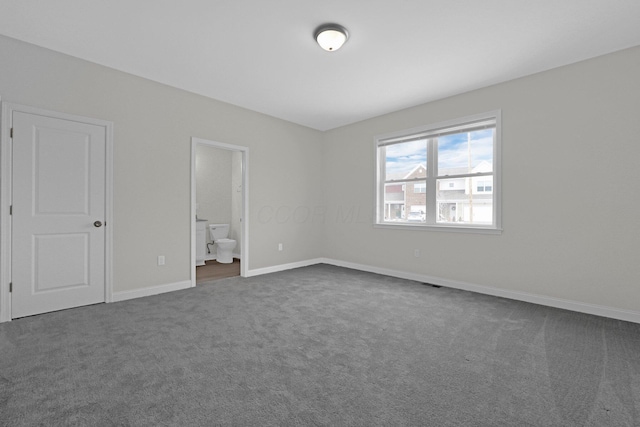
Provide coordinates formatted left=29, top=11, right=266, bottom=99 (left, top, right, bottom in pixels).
left=158, top=255, right=165, bottom=266
left=278, top=243, right=283, bottom=251
left=414, top=249, right=420, bottom=258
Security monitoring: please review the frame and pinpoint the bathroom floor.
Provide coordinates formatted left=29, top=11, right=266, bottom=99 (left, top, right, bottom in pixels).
left=196, top=259, right=241, bottom=284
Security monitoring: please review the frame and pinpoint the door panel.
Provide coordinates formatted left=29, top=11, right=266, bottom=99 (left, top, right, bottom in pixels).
left=33, top=233, right=89, bottom=292
left=12, top=111, right=106, bottom=318
left=34, top=127, right=91, bottom=215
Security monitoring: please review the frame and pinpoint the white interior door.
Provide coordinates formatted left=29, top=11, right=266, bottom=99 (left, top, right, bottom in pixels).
left=11, top=111, right=106, bottom=318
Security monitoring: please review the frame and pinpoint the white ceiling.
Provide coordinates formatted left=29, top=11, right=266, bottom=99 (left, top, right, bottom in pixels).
left=2, top=1, right=640, bottom=131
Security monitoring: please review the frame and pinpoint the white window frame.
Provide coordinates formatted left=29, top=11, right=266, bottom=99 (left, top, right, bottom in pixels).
left=374, top=110, right=502, bottom=234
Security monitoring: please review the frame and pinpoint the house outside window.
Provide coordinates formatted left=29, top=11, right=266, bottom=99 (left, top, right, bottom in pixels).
left=476, top=179, right=493, bottom=193
left=375, top=111, right=501, bottom=232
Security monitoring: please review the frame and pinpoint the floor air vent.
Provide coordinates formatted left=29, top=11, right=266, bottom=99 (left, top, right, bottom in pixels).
left=423, top=283, right=441, bottom=288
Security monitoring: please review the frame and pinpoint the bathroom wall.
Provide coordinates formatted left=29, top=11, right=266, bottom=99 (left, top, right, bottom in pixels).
left=195, top=144, right=232, bottom=249
left=231, top=151, right=242, bottom=255
left=195, top=144, right=242, bottom=256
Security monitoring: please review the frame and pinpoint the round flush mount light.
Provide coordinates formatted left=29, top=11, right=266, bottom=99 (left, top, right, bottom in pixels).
left=314, top=24, right=349, bottom=51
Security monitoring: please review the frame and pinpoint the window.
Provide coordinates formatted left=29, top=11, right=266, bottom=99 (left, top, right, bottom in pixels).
left=375, top=111, right=501, bottom=232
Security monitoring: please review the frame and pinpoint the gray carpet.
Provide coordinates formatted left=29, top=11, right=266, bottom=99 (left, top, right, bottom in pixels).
left=1, top=264, right=639, bottom=426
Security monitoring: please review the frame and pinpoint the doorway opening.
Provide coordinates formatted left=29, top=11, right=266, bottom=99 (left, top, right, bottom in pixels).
left=190, top=137, right=248, bottom=285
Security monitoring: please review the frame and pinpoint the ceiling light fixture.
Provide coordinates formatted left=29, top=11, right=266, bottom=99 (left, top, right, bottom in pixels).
left=314, top=24, right=349, bottom=52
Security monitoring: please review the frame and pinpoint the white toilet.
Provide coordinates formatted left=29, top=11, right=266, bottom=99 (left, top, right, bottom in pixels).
left=208, top=224, right=236, bottom=264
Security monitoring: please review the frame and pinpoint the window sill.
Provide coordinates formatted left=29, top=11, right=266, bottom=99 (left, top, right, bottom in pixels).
left=374, top=222, right=503, bottom=235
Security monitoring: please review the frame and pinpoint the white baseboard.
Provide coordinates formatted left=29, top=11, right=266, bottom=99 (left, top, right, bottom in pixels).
left=111, top=280, right=193, bottom=303
left=317, top=258, right=640, bottom=324
left=112, top=257, right=639, bottom=324
left=246, top=258, right=324, bottom=277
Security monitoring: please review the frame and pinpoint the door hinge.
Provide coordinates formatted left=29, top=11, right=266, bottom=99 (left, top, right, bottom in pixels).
left=9, top=205, right=12, bottom=215
left=10, top=128, right=13, bottom=138
left=9, top=282, right=12, bottom=293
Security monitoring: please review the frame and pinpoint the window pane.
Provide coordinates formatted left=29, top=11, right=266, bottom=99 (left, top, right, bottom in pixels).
left=383, top=181, right=426, bottom=223
left=384, top=140, right=427, bottom=180
left=383, top=183, right=404, bottom=221
left=437, top=128, right=494, bottom=175
left=436, top=177, right=493, bottom=224
left=406, top=180, right=426, bottom=223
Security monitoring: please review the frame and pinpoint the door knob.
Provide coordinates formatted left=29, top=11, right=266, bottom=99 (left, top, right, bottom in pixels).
left=94, top=221, right=103, bottom=228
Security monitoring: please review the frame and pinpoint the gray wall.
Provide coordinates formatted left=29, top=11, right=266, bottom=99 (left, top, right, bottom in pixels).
left=322, top=45, right=640, bottom=312
left=2, top=34, right=639, bottom=315
left=0, top=35, right=325, bottom=293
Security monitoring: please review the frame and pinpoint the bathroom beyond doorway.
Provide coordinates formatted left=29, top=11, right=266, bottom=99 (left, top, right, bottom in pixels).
left=190, top=136, right=249, bottom=285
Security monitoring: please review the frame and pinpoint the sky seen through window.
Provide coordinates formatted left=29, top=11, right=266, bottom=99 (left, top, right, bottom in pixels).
left=385, top=129, right=493, bottom=179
